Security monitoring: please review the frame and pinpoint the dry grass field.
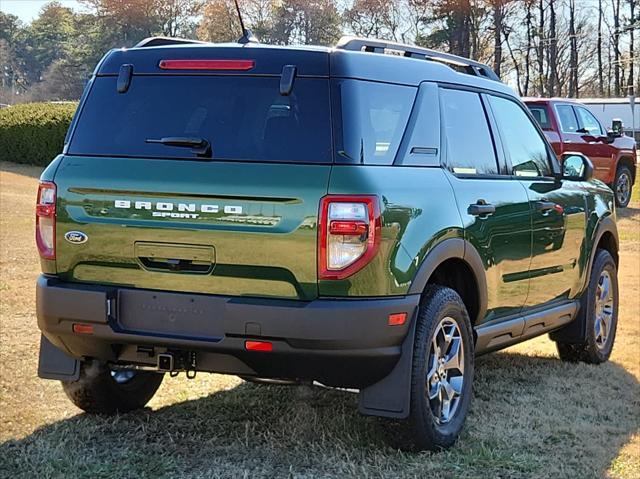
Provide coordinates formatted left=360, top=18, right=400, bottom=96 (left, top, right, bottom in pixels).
left=0, top=160, right=638, bottom=478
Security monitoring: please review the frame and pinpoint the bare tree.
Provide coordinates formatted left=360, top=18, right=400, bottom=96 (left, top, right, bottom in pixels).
left=492, top=0, right=504, bottom=76
left=524, top=0, right=534, bottom=95
left=595, top=0, right=604, bottom=95
left=537, top=0, right=545, bottom=94
left=627, top=0, right=636, bottom=95
left=547, top=0, right=558, bottom=96
left=612, top=0, right=621, bottom=95
left=568, top=0, right=578, bottom=97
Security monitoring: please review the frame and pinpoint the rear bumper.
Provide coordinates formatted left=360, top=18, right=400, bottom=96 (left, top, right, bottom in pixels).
left=36, top=275, right=419, bottom=388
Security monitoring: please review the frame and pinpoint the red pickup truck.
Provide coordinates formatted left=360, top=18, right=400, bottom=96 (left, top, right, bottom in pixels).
left=524, top=98, right=637, bottom=207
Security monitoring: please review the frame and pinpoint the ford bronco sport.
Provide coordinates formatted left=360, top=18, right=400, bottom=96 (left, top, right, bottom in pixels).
left=36, top=36, right=620, bottom=451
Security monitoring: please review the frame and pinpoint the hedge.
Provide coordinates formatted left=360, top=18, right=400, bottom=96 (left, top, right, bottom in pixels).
left=0, top=102, right=78, bottom=166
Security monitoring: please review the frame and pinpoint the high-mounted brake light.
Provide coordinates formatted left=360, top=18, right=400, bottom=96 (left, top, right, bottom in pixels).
left=318, top=195, right=381, bottom=280
left=36, top=181, right=56, bottom=260
left=158, top=59, right=255, bottom=71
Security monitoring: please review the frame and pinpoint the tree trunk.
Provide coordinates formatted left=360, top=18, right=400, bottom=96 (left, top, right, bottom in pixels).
left=537, top=0, right=545, bottom=95
left=524, top=0, right=533, bottom=95
left=493, top=0, right=503, bottom=77
left=547, top=0, right=557, bottom=96
left=628, top=0, right=635, bottom=95
left=504, top=27, right=522, bottom=95
left=597, top=0, right=604, bottom=96
left=568, top=0, right=578, bottom=97
left=613, top=0, right=621, bottom=96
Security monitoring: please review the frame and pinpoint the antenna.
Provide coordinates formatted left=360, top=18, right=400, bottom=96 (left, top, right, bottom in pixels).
left=233, top=0, right=258, bottom=44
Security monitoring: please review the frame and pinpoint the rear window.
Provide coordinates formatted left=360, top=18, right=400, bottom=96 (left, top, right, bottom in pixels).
left=68, top=75, right=332, bottom=163
left=527, top=105, right=552, bottom=130
left=333, top=80, right=416, bottom=165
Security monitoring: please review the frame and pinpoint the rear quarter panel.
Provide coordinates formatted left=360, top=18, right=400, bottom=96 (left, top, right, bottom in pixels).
left=321, top=165, right=462, bottom=297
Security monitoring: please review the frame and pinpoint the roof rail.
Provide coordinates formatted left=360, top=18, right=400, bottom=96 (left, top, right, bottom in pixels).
left=335, top=36, right=501, bottom=82
left=134, top=37, right=207, bottom=48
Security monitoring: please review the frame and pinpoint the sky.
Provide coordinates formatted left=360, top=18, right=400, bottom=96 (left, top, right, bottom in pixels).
left=0, top=0, right=85, bottom=23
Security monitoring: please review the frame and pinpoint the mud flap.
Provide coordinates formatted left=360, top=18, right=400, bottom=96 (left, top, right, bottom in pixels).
left=38, top=335, right=80, bottom=381
left=358, top=317, right=416, bottom=419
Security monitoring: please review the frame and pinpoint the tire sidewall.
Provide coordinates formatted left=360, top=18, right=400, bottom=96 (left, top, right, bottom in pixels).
left=410, top=287, right=474, bottom=449
left=583, top=250, right=619, bottom=362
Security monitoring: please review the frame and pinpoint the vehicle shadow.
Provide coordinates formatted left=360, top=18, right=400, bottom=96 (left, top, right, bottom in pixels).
left=1, top=352, right=638, bottom=478
left=617, top=205, right=639, bottom=220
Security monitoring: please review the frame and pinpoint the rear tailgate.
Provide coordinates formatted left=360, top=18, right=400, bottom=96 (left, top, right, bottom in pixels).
left=54, top=157, right=329, bottom=300
left=53, top=45, right=332, bottom=300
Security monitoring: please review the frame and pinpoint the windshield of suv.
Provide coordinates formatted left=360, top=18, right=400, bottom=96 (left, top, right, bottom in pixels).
left=332, top=80, right=417, bottom=165
left=68, top=75, right=332, bottom=163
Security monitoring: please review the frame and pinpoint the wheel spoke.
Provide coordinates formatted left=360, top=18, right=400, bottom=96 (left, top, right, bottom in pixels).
left=427, top=352, right=438, bottom=382
left=594, top=317, right=603, bottom=343
left=441, top=397, right=451, bottom=422
left=441, top=377, right=457, bottom=401
left=428, top=381, right=440, bottom=400
left=448, top=375, right=464, bottom=395
left=442, top=337, right=462, bottom=373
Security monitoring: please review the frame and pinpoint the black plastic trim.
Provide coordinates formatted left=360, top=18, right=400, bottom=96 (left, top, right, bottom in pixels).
left=475, top=300, right=578, bottom=354
left=407, top=238, right=488, bottom=324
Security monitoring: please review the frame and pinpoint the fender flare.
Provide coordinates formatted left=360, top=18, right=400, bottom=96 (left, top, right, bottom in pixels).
left=550, top=214, right=619, bottom=344
left=407, top=237, right=488, bottom=324
left=585, top=215, right=619, bottom=286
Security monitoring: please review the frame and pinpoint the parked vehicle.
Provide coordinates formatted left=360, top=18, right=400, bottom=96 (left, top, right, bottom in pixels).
left=524, top=98, right=637, bottom=207
left=36, top=36, right=620, bottom=451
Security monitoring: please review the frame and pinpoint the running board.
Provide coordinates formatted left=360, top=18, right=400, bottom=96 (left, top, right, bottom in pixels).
left=474, top=301, right=579, bottom=355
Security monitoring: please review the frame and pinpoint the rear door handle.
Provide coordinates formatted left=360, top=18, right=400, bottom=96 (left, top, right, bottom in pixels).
left=468, top=201, right=496, bottom=217
left=536, top=200, right=556, bottom=213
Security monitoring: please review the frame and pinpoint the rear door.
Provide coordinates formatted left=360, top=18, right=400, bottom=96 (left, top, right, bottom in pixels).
left=54, top=50, right=333, bottom=301
left=439, top=87, right=532, bottom=324
left=487, top=95, right=587, bottom=308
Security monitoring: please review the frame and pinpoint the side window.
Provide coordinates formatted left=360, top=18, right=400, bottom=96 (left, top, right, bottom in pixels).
left=334, top=80, right=417, bottom=165
left=488, top=95, right=552, bottom=178
left=575, top=106, right=604, bottom=135
left=440, top=88, right=499, bottom=175
left=527, top=105, right=552, bottom=130
left=556, top=105, right=579, bottom=133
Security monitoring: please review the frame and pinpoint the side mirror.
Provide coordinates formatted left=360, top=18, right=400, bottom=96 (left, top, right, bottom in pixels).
left=611, top=119, right=624, bottom=137
left=562, top=152, right=594, bottom=181
left=605, top=130, right=617, bottom=144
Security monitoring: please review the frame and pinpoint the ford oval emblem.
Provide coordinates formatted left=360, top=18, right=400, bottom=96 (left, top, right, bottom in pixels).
left=64, top=231, right=88, bottom=244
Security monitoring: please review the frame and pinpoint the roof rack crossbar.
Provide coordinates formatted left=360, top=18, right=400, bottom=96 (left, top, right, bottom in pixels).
left=335, top=36, right=501, bottom=82
left=134, top=37, right=207, bottom=48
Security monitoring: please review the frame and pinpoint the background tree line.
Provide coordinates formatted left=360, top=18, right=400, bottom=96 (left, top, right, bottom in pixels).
left=1, top=0, right=638, bottom=104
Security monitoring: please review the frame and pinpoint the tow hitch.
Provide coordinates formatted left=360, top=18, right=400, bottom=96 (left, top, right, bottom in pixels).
left=156, top=351, right=197, bottom=378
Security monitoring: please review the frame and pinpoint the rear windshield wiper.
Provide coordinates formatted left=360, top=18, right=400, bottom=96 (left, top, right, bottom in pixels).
left=145, top=137, right=212, bottom=158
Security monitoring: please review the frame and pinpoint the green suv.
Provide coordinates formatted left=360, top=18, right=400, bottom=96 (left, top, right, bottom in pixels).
left=36, top=36, right=620, bottom=451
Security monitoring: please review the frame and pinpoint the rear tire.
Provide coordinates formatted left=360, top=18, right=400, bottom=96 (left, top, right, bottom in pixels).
left=555, top=249, right=618, bottom=364
left=61, top=360, right=164, bottom=414
left=391, top=285, right=474, bottom=451
left=613, top=165, right=633, bottom=208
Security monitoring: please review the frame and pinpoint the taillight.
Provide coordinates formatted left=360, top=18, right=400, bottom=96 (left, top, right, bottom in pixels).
left=36, top=181, right=56, bottom=260
left=318, top=195, right=381, bottom=280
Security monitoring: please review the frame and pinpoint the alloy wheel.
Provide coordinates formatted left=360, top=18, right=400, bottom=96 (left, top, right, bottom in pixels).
left=616, top=172, right=631, bottom=206
left=594, top=270, right=614, bottom=350
left=426, top=317, right=465, bottom=424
